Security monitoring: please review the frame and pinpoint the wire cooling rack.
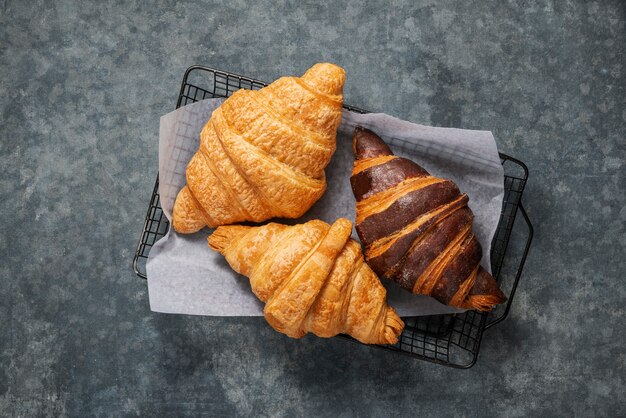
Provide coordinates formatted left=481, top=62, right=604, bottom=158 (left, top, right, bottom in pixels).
left=133, top=65, right=533, bottom=368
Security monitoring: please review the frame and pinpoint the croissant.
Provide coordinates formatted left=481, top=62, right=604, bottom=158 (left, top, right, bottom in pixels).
left=350, top=127, right=506, bottom=311
left=172, top=63, right=345, bottom=233
left=208, top=218, right=404, bottom=344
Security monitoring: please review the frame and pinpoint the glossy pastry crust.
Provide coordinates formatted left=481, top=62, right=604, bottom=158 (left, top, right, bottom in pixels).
left=172, top=63, right=346, bottom=233
left=208, top=218, right=404, bottom=345
left=350, top=127, right=506, bottom=311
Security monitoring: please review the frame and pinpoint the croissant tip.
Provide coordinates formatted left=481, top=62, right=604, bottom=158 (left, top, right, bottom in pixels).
left=353, top=126, right=394, bottom=160
left=332, top=217, right=353, bottom=230
left=381, top=308, right=404, bottom=345
left=307, top=62, right=345, bottom=76
left=301, top=63, right=346, bottom=96
left=208, top=225, right=251, bottom=254
left=461, top=268, right=507, bottom=311
left=172, top=186, right=208, bottom=234
left=462, top=293, right=507, bottom=312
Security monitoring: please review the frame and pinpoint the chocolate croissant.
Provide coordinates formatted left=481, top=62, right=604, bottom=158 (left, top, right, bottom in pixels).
left=350, top=127, right=506, bottom=311
left=173, top=63, right=345, bottom=233
left=208, top=218, right=404, bottom=345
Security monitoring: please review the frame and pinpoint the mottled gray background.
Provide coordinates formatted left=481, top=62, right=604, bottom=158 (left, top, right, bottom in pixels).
left=1, top=0, right=624, bottom=416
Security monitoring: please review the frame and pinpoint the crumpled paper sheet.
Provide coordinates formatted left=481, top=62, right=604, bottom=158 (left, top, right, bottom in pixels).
left=146, top=98, right=504, bottom=317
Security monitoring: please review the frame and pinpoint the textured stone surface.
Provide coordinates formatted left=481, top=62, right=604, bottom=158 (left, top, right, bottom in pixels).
left=1, top=0, right=624, bottom=416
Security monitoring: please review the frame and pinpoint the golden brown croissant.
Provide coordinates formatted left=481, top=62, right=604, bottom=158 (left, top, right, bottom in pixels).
left=172, top=63, right=345, bottom=233
left=350, top=127, right=506, bottom=311
left=208, top=218, right=404, bottom=344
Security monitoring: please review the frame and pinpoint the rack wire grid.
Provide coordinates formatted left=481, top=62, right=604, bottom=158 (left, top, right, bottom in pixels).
left=133, top=65, right=534, bottom=368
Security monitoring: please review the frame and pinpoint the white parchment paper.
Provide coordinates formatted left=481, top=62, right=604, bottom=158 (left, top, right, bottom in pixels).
left=146, top=98, right=504, bottom=317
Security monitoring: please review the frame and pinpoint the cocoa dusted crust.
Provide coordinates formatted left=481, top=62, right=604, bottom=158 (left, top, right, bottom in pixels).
left=431, top=235, right=482, bottom=304
left=351, top=158, right=429, bottom=202
left=385, top=206, right=473, bottom=291
left=350, top=126, right=506, bottom=311
left=356, top=180, right=462, bottom=244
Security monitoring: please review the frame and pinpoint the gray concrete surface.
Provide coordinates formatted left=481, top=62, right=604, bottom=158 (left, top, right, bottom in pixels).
left=1, top=0, right=624, bottom=416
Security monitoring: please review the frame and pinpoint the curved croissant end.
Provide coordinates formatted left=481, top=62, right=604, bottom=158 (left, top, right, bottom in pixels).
left=301, top=62, right=346, bottom=98
left=173, top=63, right=345, bottom=232
left=209, top=218, right=404, bottom=345
left=350, top=127, right=506, bottom=312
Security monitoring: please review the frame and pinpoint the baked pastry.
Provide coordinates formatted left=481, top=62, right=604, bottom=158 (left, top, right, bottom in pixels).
left=208, top=218, right=404, bottom=344
left=350, top=127, right=506, bottom=311
left=173, top=63, right=345, bottom=233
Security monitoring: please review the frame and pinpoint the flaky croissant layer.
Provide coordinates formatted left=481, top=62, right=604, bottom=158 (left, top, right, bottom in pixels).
left=350, top=127, right=506, bottom=311
left=173, top=63, right=346, bottom=233
left=208, top=218, right=404, bottom=345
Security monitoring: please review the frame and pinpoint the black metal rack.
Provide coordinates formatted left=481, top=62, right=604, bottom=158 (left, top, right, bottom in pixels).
left=133, top=65, right=533, bottom=368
